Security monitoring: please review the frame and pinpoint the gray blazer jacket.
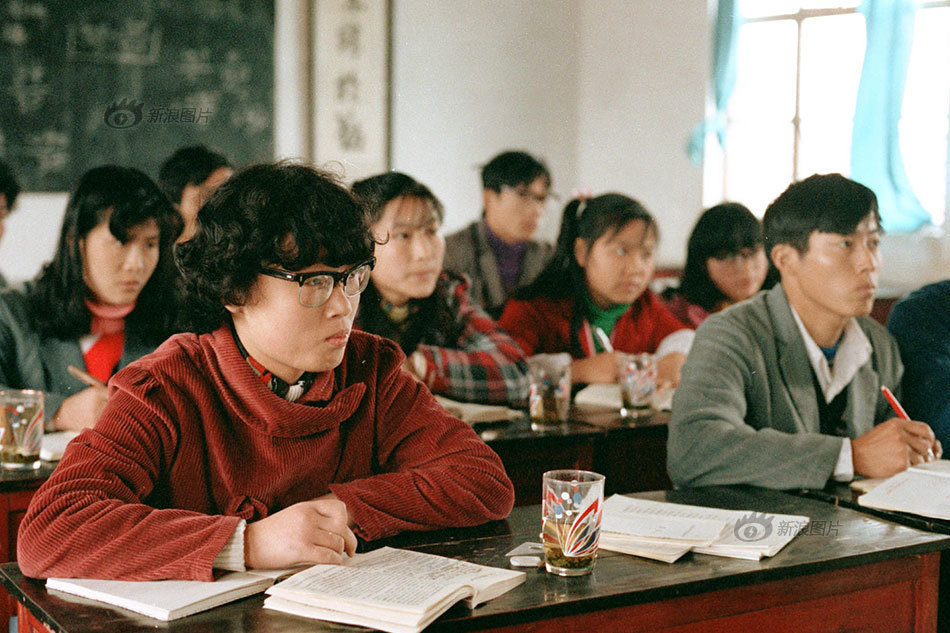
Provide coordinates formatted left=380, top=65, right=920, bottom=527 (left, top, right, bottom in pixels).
left=443, top=220, right=553, bottom=319
left=667, top=284, right=902, bottom=490
left=0, top=286, right=156, bottom=425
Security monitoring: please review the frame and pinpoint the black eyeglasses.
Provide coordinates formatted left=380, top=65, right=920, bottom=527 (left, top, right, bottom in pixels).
left=259, top=258, right=375, bottom=308
left=503, top=185, right=557, bottom=205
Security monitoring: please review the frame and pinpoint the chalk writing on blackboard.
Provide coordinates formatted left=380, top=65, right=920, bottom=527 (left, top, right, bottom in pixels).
left=0, top=0, right=274, bottom=192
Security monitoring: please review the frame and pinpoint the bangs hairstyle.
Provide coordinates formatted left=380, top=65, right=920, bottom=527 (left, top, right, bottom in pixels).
left=679, top=202, right=764, bottom=311
left=175, top=162, right=375, bottom=333
left=351, top=171, right=444, bottom=225
left=351, top=171, right=453, bottom=355
left=763, top=173, right=880, bottom=257
left=28, top=165, right=182, bottom=342
left=517, top=193, right=656, bottom=356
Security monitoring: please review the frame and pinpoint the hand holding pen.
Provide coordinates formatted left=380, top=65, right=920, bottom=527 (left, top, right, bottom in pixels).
left=881, top=385, right=941, bottom=463
left=51, top=366, right=109, bottom=432
left=851, top=386, right=941, bottom=478
left=67, top=365, right=107, bottom=389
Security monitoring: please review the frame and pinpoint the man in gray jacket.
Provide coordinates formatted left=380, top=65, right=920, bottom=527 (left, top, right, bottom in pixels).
left=668, top=174, right=941, bottom=490
left=444, top=151, right=553, bottom=319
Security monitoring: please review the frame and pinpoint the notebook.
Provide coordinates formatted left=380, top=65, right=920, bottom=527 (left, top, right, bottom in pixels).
left=46, top=566, right=302, bottom=621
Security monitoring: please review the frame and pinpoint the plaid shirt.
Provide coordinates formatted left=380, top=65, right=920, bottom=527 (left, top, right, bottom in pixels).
left=356, top=273, right=529, bottom=405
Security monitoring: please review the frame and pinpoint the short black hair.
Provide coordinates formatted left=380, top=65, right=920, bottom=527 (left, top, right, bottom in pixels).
left=679, top=203, right=764, bottom=311
left=0, top=160, right=20, bottom=209
left=175, top=162, right=375, bottom=333
left=351, top=171, right=444, bottom=225
left=27, top=165, right=182, bottom=342
left=481, top=150, right=551, bottom=192
left=763, top=173, right=880, bottom=257
left=157, top=145, right=231, bottom=205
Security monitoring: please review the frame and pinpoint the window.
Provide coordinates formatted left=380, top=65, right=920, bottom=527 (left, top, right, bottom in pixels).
left=706, top=0, right=950, bottom=226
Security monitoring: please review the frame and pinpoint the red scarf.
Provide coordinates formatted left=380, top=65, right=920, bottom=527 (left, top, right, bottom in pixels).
left=83, top=299, right=135, bottom=383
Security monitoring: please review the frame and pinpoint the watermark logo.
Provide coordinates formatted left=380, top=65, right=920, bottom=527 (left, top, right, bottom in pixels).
left=733, top=512, right=774, bottom=542
left=103, top=98, right=144, bottom=129
left=102, top=100, right=212, bottom=129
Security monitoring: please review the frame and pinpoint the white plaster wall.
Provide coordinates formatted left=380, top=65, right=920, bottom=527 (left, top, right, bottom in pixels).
left=0, top=193, right=69, bottom=285
left=389, top=0, right=579, bottom=242
left=575, top=0, right=709, bottom=268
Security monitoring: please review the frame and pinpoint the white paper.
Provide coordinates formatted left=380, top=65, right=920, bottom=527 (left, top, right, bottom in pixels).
left=433, top=396, right=522, bottom=424
left=573, top=384, right=674, bottom=411
left=602, top=495, right=728, bottom=545
left=600, top=495, right=808, bottom=560
left=40, top=430, right=79, bottom=461
left=598, top=536, right=692, bottom=563
left=46, top=572, right=274, bottom=621
left=858, top=468, right=950, bottom=520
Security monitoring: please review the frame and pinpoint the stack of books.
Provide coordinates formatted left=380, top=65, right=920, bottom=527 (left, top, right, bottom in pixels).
left=599, top=495, right=810, bottom=563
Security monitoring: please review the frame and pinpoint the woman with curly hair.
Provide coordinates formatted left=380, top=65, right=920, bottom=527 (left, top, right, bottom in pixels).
left=351, top=172, right=529, bottom=405
left=0, top=165, right=181, bottom=431
left=18, top=162, right=514, bottom=581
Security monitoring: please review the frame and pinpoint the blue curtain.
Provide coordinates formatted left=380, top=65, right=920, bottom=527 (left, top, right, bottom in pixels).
left=687, top=0, right=741, bottom=164
left=850, top=0, right=931, bottom=232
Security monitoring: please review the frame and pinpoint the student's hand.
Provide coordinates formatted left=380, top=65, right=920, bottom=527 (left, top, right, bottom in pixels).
left=53, top=386, right=109, bottom=431
left=570, top=352, right=623, bottom=384
left=656, top=353, right=686, bottom=389
left=852, top=418, right=941, bottom=478
left=244, top=498, right=358, bottom=570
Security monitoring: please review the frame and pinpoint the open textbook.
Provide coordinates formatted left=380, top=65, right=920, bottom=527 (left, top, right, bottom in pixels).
left=433, top=395, right=523, bottom=424
left=599, top=495, right=810, bottom=563
left=45, top=566, right=300, bottom=621
left=857, top=459, right=950, bottom=520
left=264, top=547, right=525, bottom=633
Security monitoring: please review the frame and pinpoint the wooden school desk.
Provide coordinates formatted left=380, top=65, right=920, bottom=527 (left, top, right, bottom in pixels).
left=0, top=464, right=54, bottom=629
left=4, top=486, right=948, bottom=633
left=797, top=482, right=950, bottom=632
left=480, top=406, right=672, bottom=506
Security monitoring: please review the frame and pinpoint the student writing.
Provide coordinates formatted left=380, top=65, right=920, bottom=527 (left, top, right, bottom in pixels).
left=668, top=174, right=942, bottom=489
left=0, top=165, right=181, bottom=431
left=17, top=163, right=514, bottom=581
left=498, top=193, right=693, bottom=387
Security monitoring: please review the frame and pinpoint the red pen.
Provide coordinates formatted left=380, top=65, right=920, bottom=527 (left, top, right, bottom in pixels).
left=882, top=385, right=936, bottom=461
left=880, top=385, right=910, bottom=420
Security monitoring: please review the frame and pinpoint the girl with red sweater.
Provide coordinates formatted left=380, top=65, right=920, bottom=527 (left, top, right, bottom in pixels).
left=498, top=193, right=693, bottom=387
left=18, top=163, right=514, bottom=581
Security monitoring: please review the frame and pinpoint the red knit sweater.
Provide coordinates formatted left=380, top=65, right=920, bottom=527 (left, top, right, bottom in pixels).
left=498, top=290, right=689, bottom=357
left=17, top=326, right=514, bottom=581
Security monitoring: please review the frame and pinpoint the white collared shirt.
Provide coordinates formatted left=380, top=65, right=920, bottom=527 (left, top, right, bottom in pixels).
left=789, top=306, right=873, bottom=482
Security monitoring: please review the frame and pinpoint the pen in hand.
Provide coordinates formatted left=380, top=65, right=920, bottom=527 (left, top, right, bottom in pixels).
left=881, top=385, right=935, bottom=462
left=592, top=327, right=614, bottom=353
left=67, top=365, right=107, bottom=389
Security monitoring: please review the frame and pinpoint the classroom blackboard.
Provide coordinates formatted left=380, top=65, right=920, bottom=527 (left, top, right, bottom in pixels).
left=0, top=0, right=274, bottom=191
